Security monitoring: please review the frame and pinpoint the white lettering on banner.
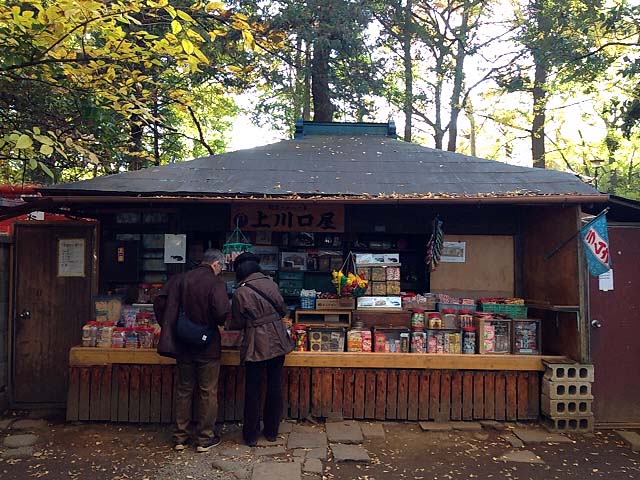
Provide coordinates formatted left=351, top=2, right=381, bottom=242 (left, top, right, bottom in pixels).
left=584, top=226, right=609, bottom=264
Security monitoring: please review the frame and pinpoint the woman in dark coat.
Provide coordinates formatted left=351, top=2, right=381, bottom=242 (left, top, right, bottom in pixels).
left=227, top=253, right=293, bottom=446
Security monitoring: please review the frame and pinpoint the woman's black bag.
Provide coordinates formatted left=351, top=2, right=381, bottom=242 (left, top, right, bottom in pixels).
left=175, top=278, right=215, bottom=348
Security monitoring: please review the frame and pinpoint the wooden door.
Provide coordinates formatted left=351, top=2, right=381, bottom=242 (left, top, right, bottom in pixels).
left=589, top=225, right=640, bottom=424
left=12, top=222, right=96, bottom=405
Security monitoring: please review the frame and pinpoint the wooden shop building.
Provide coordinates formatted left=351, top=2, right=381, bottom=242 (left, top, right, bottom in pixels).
left=2, top=121, right=607, bottom=425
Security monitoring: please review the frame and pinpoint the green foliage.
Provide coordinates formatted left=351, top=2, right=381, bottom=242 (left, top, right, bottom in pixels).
left=0, top=0, right=282, bottom=183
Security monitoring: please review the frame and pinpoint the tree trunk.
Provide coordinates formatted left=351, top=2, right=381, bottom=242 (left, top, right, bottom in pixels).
left=434, top=52, right=445, bottom=149
left=403, top=0, right=413, bottom=142
left=129, top=114, right=144, bottom=171
left=303, top=43, right=312, bottom=121
left=465, top=96, right=477, bottom=157
left=311, top=42, right=332, bottom=122
left=446, top=4, right=470, bottom=152
left=531, top=60, right=547, bottom=168
left=294, top=36, right=304, bottom=120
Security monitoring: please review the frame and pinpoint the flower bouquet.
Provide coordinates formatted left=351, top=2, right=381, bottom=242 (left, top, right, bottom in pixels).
left=331, top=252, right=368, bottom=297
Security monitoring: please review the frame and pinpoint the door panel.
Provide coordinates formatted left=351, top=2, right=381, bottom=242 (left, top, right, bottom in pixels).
left=589, top=225, right=640, bottom=424
left=13, top=223, right=95, bottom=405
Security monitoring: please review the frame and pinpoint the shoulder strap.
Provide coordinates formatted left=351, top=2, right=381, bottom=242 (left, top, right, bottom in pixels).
left=241, top=282, right=281, bottom=315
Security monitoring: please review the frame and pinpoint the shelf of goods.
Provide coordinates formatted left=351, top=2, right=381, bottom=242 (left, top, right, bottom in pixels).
left=69, top=346, right=566, bottom=371
left=294, top=309, right=352, bottom=326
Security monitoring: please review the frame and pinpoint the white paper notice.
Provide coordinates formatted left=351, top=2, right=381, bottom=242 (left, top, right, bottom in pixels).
left=164, top=234, right=187, bottom=263
left=441, top=241, right=466, bottom=263
left=58, top=238, right=86, bottom=277
left=598, top=269, right=614, bottom=291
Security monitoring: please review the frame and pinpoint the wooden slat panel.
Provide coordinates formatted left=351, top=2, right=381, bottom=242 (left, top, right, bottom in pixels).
left=117, top=365, right=130, bottom=422
left=89, top=367, right=102, bottom=421
left=407, top=370, right=419, bottom=421
left=66, top=367, right=80, bottom=421
left=100, top=366, right=112, bottom=422
left=473, top=372, right=484, bottom=420
left=129, top=365, right=141, bottom=423
left=299, top=368, right=311, bottom=419
left=439, top=371, right=451, bottom=421
left=528, top=372, right=540, bottom=419
left=342, top=369, right=355, bottom=419
left=332, top=369, right=343, bottom=417
left=217, top=367, right=226, bottom=423
left=236, top=367, right=245, bottom=421
left=462, top=371, right=473, bottom=420
left=160, top=365, right=173, bottom=423
left=150, top=365, right=162, bottom=423
left=484, top=372, right=495, bottom=420
left=375, top=370, right=387, bottom=420
left=386, top=370, right=398, bottom=420
left=429, top=370, right=441, bottom=421
left=139, top=365, right=151, bottom=423
left=353, top=369, right=366, bottom=419
left=517, top=373, right=528, bottom=420
left=495, top=373, right=506, bottom=421
left=506, top=373, right=517, bottom=421
left=450, top=371, right=462, bottom=421
left=110, top=364, right=120, bottom=421
left=78, top=367, right=91, bottom=421
left=397, top=370, right=409, bottom=420
left=418, top=371, right=430, bottom=420
left=321, top=368, right=333, bottom=417
left=289, top=368, right=300, bottom=419
left=364, top=370, right=376, bottom=419
left=311, top=368, right=322, bottom=417
left=225, top=367, right=237, bottom=422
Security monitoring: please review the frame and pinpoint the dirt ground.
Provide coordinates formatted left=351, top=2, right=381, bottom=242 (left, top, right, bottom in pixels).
left=1, top=412, right=639, bottom=480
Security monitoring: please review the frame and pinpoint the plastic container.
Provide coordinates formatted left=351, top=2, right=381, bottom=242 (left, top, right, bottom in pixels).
left=441, top=308, right=458, bottom=329
left=411, top=328, right=427, bottom=353
left=411, top=308, right=426, bottom=328
left=97, top=322, right=114, bottom=348
left=427, top=312, right=442, bottom=329
left=82, top=321, right=99, bottom=347
left=124, top=328, right=139, bottom=349
left=293, top=325, right=308, bottom=352
left=138, top=327, right=154, bottom=348
left=458, top=310, right=474, bottom=328
left=400, top=332, right=410, bottom=353
left=111, top=327, right=126, bottom=348
left=462, top=326, right=477, bottom=354
left=361, top=329, right=372, bottom=352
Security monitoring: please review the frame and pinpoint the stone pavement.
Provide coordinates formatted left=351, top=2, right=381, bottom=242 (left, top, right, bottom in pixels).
left=0, top=415, right=639, bottom=479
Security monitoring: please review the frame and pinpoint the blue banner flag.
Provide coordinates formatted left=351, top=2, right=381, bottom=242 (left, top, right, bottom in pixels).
left=580, top=213, right=611, bottom=277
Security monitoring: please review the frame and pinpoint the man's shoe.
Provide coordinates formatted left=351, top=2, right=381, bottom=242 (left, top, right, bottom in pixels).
left=196, top=436, right=222, bottom=453
left=264, top=434, right=278, bottom=442
left=174, top=442, right=188, bottom=451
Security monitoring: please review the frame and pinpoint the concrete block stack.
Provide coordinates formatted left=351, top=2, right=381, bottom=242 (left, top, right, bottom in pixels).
left=541, top=361, right=594, bottom=433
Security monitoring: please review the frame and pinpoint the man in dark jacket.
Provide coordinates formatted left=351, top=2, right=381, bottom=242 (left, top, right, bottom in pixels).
left=160, top=249, right=230, bottom=452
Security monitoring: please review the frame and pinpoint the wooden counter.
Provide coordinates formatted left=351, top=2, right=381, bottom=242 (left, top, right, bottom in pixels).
left=69, top=346, right=566, bottom=371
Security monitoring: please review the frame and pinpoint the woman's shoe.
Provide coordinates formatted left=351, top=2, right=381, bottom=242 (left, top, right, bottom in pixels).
left=264, top=433, right=278, bottom=442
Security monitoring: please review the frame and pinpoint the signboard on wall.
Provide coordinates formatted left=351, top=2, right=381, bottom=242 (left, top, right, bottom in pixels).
left=230, top=203, right=344, bottom=232
left=58, top=238, right=86, bottom=277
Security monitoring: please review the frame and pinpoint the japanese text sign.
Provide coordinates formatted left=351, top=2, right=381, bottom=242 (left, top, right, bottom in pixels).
left=231, top=203, right=344, bottom=232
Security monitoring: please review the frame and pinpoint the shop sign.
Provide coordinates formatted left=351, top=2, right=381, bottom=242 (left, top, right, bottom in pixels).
left=231, top=203, right=344, bottom=232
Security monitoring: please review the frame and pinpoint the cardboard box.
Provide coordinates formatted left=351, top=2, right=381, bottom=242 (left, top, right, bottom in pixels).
left=315, top=298, right=356, bottom=310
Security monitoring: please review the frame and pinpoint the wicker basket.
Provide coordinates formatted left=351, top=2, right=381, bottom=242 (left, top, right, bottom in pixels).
left=479, top=302, right=527, bottom=318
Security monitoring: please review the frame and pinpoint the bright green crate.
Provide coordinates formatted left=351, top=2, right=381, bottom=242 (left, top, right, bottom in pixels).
left=479, top=302, right=527, bottom=318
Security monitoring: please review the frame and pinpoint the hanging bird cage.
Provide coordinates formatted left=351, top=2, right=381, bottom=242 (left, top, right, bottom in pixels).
left=222, top=221, right=252, bottom=270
